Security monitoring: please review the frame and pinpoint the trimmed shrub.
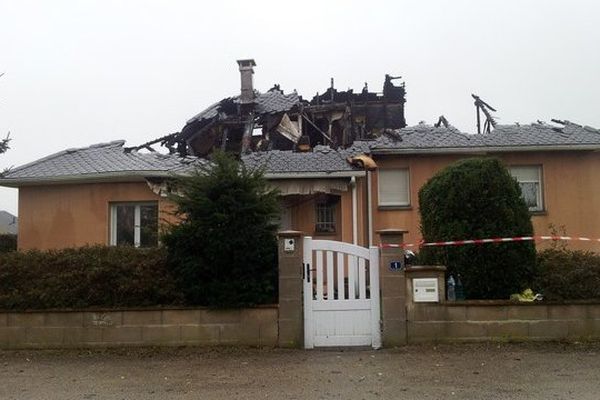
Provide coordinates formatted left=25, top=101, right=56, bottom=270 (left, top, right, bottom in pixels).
left=162, top=151, right=279, bottom=308
left=536, top=248, right=600, bottom=301
left=0, top=246, right=182, bottom=310
left=0, top=234, right=17, bottom=253
left=419, top=157, right=537, bottom=299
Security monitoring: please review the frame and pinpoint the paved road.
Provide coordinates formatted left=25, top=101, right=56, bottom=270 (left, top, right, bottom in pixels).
left=1, top=343, right=599, bottom=399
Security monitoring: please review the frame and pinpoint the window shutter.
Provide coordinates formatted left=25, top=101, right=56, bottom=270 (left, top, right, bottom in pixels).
left=378, top=169, right=410, bottom=206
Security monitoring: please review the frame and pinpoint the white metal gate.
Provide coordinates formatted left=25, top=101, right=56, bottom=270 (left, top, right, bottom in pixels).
left=303, top=237, right=381, bottom=349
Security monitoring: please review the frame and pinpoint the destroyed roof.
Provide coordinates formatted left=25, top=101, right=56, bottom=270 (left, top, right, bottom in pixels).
left=370, top=122, right=600, bottom=153
left=4, top=120, right=600, bottom=187
left=1, top=141, right=201, bottom=186
left=185, top=89, right=300, bottom=126
left=242, top=143, right=370, bottom=177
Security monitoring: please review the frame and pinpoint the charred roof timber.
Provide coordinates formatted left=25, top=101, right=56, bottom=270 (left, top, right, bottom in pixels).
left=472, top=94, right=497, bottom=134
left=165, top=60, right=407, bottom=158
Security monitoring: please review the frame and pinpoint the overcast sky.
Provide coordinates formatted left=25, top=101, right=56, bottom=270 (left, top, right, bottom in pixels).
left=1, top=0, right=599, bottom=215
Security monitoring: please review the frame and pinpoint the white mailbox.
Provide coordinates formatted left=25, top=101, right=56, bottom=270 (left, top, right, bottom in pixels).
left=284, top=238, right=295, bottom=252
left=413, top=278, right=439, bottom=302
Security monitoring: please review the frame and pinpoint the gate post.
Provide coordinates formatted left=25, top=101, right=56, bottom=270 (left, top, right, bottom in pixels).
left=377, top=229, right=408, bottom=346
left=277, top=230, right=304, bottom=348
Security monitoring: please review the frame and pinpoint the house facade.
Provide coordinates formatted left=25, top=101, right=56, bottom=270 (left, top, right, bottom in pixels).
left=3, top=121, right=600, bottom=252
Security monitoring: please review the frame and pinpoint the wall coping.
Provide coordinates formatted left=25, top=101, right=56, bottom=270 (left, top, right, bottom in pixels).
left=0, top=304, right=279, bottom=314
left=376, top=228, right=409, bottom=235
left=405, top=265, right=447, bottom=273
left=277, top=230, right=304, bottom=238
left=442, top=300, right=600, bottom=307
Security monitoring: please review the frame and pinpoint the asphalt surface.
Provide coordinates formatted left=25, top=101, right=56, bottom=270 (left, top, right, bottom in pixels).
left=1, top=342, right=599, bottom=399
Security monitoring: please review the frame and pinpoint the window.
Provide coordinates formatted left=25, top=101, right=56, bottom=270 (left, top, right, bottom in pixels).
left=509, top=166, right=543, bottom=212
left=315, top=195, right=338, bottom=233
left=110, top=202, right=158, bottom=247
left=378, top=168, right=410, bottom=206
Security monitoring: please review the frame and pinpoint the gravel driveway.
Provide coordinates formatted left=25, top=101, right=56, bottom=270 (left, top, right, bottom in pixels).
left=1, top=342, right=599, bottom=399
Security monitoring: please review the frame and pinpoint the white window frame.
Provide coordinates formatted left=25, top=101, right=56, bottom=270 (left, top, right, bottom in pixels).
left=378, top=168, right=411, bottom=207
left=509, top=165, right=544, bottom=212
left=110, top=202, right=158, bottom=247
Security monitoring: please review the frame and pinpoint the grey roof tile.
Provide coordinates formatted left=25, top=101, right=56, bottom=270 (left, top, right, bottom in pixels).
left=5, top=121, right=600, bottom=184
left=370, top=122, right=600, bottom=151
left=371, top=124, right=475, bottom=150
left=242, top=144, right=365, bottom=175
left=3, top=141, right=200, bottom=182
left=186, top=90, right=300, bottom=126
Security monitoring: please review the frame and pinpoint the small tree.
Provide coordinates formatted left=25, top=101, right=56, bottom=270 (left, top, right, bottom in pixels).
left=0, top=74, right=9, bottom=160
left=418, top=158, right=536, bottom=299
left=162, top=151, right=280, bottom=307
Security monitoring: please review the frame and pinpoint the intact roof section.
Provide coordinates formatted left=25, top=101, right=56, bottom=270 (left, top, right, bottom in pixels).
left=370, top=122, right=600, bottom=152
left=1, top=139, right=365, bottom=185
left=2, top=141, right=200, bottom=183
left=480, top=122, right=600, bottom=147
left=371, top=124, right=475, bottom=150
left=242, top=143, right=368, bottom=175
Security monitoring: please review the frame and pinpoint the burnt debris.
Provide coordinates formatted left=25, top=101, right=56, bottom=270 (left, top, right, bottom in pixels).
left=161, top=59, right=406, bottom=157
left=472, top=94, right=497, bottom=134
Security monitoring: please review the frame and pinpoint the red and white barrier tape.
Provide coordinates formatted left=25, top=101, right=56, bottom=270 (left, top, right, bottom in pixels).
left=379, top=235, right=600, bottom=249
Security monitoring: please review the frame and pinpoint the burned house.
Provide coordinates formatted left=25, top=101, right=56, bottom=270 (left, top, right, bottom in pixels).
left=8, top=57, right=600, bottom=252
left=158, top=59, right=407, bottom=157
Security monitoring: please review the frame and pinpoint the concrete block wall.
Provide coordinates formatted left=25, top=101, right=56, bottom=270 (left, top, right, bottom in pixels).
left=407, top=302, right=600, bottom=342
left=0, top=307, right=278, bottom=349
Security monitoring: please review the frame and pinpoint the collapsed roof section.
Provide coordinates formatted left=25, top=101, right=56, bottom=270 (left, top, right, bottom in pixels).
left=159, top=60, right=407, bottom=157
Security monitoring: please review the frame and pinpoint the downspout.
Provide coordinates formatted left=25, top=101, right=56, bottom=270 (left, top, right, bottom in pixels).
left=351, top=176, right=358, bottom=245
left=367, top=170, right=373, bottom=246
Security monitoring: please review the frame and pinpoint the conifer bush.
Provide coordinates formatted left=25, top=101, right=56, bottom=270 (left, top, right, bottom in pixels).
left=162, top=151, right=280, bottom=307
left=418, top=158, right=537, bottom=299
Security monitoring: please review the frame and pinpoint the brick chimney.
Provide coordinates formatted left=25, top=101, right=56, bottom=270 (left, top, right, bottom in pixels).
left=237, top=59, right=256, bottom=104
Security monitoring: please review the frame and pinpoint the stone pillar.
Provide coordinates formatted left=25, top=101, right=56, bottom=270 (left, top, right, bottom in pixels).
left=377, top=229, right=408, bottom=346
left=277, top=231, right=304, bottom=348
left=405, top=265, right=447, bottom=304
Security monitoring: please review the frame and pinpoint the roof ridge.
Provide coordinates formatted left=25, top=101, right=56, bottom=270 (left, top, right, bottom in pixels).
left=6, top=140, right=126, bottom=175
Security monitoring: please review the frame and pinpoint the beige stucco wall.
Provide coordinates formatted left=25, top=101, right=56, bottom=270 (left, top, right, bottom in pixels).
left=371, top=151, right=600, bottom=251
left=18, top=182, right=175, bottom=250
left=14, top=150, right=600, bottom=252
left=284, top=179, right=370, bottom=246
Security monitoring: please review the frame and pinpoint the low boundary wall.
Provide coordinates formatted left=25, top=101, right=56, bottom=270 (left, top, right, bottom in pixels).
left=0, top=306, right=278, bottom=349
left=407, top=302, right=600, bottom=342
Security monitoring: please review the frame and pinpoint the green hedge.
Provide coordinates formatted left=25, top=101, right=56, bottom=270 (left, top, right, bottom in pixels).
left=536, top=248, right=600, bottom=301
left=0, top=234, right=17, bottom=253
left=0, top=246, right=183, bottom=310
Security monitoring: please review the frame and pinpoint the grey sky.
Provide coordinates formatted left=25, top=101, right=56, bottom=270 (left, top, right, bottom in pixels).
left=1, top=0, right=599, bottom=215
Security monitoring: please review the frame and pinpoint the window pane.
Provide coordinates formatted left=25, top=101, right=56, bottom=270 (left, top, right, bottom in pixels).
left=115, top=205, right=135, bottom=246
left=509, top=166, right=542, bottom=211
left=510, top=166, right=540, bottom=182
left=315, top=196, right=337, bottom=233
left=140, top=204, right=159, bottom=247
left=378, top=169, right=409, bottom=206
